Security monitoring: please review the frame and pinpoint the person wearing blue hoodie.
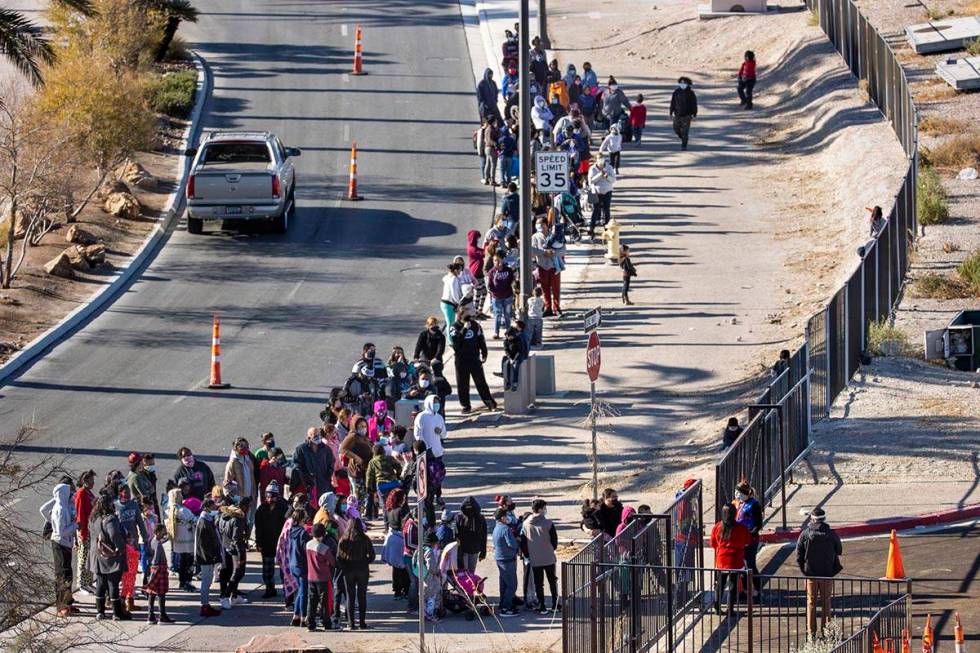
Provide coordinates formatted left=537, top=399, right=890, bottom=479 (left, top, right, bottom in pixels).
left=477, top=68, right=501, bottom=124
left=41, top=477, right=78, bottom=617
left=498, top=125, right=517, bottom=186
left=501, top=64, right=519, bottom=101
left=492, top=506, right=520, bottom=616
left=287, top=508, right=312, bottom=626
left=581, top=62, right=598, bottom=91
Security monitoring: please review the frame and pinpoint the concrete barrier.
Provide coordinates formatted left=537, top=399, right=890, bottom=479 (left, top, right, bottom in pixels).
left=503, top=353, right=536, bottom=415
left=534, top=353, right=556, bottom=395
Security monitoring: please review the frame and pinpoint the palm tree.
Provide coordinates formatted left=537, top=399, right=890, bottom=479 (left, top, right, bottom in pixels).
left=0, top=0, right=95, bottom=86
left=151, top=0, right=198, bottom=62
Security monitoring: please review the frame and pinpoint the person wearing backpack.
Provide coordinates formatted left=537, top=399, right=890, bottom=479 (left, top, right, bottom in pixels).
left=218, top=496, right=250, bottom=610
left=796, top=508, right=843, bottom=636
left=194, top=498, right=223, bottom=617
left=40, top=476, right=78, bottom=617
left=90, top=493, right=131, bottom=621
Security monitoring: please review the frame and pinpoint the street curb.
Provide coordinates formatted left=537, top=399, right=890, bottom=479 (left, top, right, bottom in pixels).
left=0, top=53, right=212, bottom=387
left=758, top=503, right=980, bottom=543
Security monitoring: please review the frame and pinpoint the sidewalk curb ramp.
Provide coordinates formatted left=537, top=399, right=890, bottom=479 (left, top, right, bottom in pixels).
left=758, top=503, right=980, bottom=543
left=0, top=53, right=213, bottom=387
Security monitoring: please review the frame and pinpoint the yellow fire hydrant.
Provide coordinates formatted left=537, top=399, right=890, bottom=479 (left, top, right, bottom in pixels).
left=602, top=217, right=621, bottom=265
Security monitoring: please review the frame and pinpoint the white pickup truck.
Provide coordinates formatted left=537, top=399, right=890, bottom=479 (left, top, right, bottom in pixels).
left=184, top=131, right=300, bottom=234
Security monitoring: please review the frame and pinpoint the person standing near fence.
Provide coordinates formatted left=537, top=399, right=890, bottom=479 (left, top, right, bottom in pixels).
left=709, top=503, right=751, bottom=616
left=734, top=482, right=763, bottom=602
left=795, top=508, right=843, bottom=637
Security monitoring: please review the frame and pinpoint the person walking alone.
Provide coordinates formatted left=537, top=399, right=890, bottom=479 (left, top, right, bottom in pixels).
left=620, top=244, right=637, bottom=305
left=629, top=95, right=647, bottom=145
left=795, top=508, right=843, bottom=637
left=669, top=77, right=698, bottom=150
left=737, top=51, right=756, bottom=109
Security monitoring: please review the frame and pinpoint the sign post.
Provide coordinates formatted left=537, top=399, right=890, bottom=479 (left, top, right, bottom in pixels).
left=586, top=329, right=601, bottom=501
left=534, top=151, right=571, bottom=194
left=416, top=451, right=427, bottom=649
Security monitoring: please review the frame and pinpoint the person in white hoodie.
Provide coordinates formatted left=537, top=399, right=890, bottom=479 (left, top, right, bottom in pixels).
left=413, top=395, right=447, bottom=507
left=599, top=124, right=623, bottom=174
left=587, top=155, right=617, bottom=239
left=530, top=95, right=554, bottom=133
left=40, top=477, right=78, bottom=616
left=441, top=262, right=464, bottom=331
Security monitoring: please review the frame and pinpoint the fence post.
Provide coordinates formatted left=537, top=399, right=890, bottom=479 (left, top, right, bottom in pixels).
left=746, top=570, right=755, bottom=651
left=843, top=283, right=850, bottom=379
left=824, top=309, right=831, bottom=416
left=666, top=559, right=675, bottom=653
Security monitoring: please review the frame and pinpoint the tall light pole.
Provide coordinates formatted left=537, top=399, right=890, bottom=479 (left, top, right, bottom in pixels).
left=538, top=0, right=551, bottom=49
left=518, top=0, right=532, bottom=319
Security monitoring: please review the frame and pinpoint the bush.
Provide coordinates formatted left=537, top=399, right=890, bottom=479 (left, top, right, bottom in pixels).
left=807, top=8, right=819, bottom=26
left=867, top=318, right=910, bottom=357
left=922, top=132, right=980, bottom=169
left=165, top=35, right=192, bottom=62
left=958, top=250, right=980, bottom=291
left=911, top=273, right=973, bottom=299
left=916, top=166, right=949, bottom=226
left=967, top=37, right=980, bottom=57
left=919, top=115, right=968, bottom=136
left=148, top=69, right=197, bottom=118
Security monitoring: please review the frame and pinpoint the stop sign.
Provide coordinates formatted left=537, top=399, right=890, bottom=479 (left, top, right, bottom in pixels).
left=586, top=331, right=601, bottom=382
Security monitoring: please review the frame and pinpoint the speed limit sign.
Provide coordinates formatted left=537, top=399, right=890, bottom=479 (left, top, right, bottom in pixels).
left=535, top=151, right=571, bottom=193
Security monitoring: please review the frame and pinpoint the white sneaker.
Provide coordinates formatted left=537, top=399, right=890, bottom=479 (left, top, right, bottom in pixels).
left=231, top=595, right=248, bottom=605
left=77, top=587, right=91, bottom=596
left=220, top=597, right=231, bottom=610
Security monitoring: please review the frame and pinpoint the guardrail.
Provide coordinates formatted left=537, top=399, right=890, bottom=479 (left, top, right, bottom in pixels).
left=714, top=0, right=919, bottom=523
left=832, top=596, right=911, bottom=653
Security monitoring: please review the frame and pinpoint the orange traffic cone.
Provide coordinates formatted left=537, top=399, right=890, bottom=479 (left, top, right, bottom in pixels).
left=208, top=314, right=230, bottom=389
left=955, top=612, right=966, bottom=653
left=345, top=141, right=362, bottom=201
left=352, top=24, right=365, bottom=75
left=923, top=614, right=934, bottom=653
left=885, top=529, right=906, bottom=579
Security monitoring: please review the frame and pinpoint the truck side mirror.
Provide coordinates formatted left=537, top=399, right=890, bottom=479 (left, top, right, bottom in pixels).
left=185, top=147, right=198, bottom=157
left=285, top=147, right=302, bottom=158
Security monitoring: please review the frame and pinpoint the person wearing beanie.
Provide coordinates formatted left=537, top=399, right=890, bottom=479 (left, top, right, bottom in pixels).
left=255, top=481, right=289, bottom=598
left=795, top=507, right=843, bottom=636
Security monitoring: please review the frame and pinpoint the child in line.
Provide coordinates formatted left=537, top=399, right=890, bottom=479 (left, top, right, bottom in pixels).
left=305, top=522, right=336, bottom=631
left=528, top=287, right=544, bottom=347
left=145, top=524, right=174, bottom=624
left=620, top=244, right=637, bottom=305
left=629, top=94, right=647, bottom=145
left=139, top=496, right=158, bottom=590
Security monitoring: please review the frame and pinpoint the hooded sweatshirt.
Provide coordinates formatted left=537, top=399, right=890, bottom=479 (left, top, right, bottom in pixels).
left=588, top=159, right=616, bottom=195
left=414, top=325, right=446, bottom=362
left=466, top=230, right=485, bottom=279
left=521, top=511, right=558, bottom=567
left=40, top=483, right=77, bottom=548
left=368, top=400, right=394, bottom=442
left=340, top=428, right=373, bottom=480
left=454, top=496, right=487, bottom=557
left=531, top=95, right=554, bottom=131
left=600, top=125, right=623, bottom=155
left=476, top=68, right=498, bottom=115
left=442, top=271, right=463, bottom=306
left=413, top=395, right=446, bottom=458
left=166, top=488, right=196, bottom=554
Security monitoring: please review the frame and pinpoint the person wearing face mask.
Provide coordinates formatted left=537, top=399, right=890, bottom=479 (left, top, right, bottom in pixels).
left=165, top=487, right=196, bottom=592
left=40, top=476, right=78, bottom=617
left=722, top=417, right=743, bottom=450
left=734, top=482, right=764, bottom=601
left=356, top=342, right=387, bottom=381
left=601, top=76, right=631, bottom=126
left=340, top=416, right=374, bottom=513
left=529, top=36, right=548, bottom=87
left=492, top=506, right=520, bottom=616
left=255, top=482, right=289, bottom=599
left=224, top=437, right=258, bottom=530
left=532, top=217, right=564, bottom=316
left=669, top=76, right=698, bottom=150
left=476, top=67, right=501, bottom=124
left=75, top=470, right=98, bottom=594
left=173, top=447, right=216, bottom=502
left=143, top=524, right=174, bottom=624
left=255, top=432, right=277, bottom=462
left=600, top=123, right=623, bottom=174
left=259, top=447, right=287, bottom=498
left=441, top=262, right=464, bottom=330
left=386, top=349, right=412, bottom=402
left=368, top=400, right=395, bottom=443
left=531, top=95, right=554, bottom=133
left=413, top=395, right=448, bottom=511
left=414, top=316, right=447, bottom=363
left=406, top=369, right=435, bottom=402
left=486, top=254, right=516, bottom=340
left=520, top=499, right=559, bottom=614
left=218, top=495, right=250, bottom=609
left=581, top=61, right=598, bottom=91
left=587, top=155, right=616, bottom=240
left=127, top=452, right=157, bottom=514
left=193, top=498, right=222, bottom=617
left=449, top=313, right=497, bottom=414
left=294, top=427, right=336, bottom=502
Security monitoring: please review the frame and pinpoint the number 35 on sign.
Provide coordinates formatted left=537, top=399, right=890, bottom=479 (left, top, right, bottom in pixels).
left=534, top=151, right=571, bottom=193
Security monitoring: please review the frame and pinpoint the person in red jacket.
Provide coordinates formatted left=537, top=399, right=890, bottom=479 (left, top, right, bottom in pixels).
left=259, top=448, right=288, bottom=498
left=710, top=503, right=752, bottom=615
left=74, top=470, right=97, bottom=593
left=737, top=50, right=756, bottom=109
left=628, top=94, right=647, bottom=146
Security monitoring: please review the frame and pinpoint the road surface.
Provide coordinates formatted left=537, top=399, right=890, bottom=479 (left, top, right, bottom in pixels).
left=0, top=0, right=488, bottom=503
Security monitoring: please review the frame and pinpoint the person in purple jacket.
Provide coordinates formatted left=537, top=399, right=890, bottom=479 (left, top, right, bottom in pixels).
left=486, top=254, right=516, bottom=339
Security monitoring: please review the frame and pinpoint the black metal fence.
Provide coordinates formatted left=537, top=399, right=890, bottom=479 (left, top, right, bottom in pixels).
left=831, top=596, right=910, bottom=653
left=715, top=0, right=919, bottom=523
left=563, top=481, right=704, bottom=653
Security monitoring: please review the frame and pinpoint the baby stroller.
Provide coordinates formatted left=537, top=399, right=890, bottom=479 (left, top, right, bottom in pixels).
left=443, top=569, right=492, bottom=621
left=555, top=191, right=585, bottom=244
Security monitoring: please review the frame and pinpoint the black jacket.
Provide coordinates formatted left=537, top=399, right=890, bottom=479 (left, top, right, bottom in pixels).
left=796, top=522, right=843, bottom=577
left=455, top=496, right=488, bottom=557
left=450, top=320, right=488, bottom=363
left=596, top=501, right=624, bottom=538
left=254, top=498, right=289, bottom=556
left=218, top=506, right=247, bottom=553
left=173, top=461, right=215, bottom=501
left=504, top=331, right=528, bottom=362
left=414, top=327, right=446, bottom=362
left=194, top=516, right=223, bottom=565
left=722, top=426, right=743, bottom=449
left=670, top=87, right=698, bottom=118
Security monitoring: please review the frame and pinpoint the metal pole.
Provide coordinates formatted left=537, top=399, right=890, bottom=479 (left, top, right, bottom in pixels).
left=537, top=0, right=551, bottom=49
left=518, top=0, right=532, bottom=320
left=590, top=380, right=598, bottom=501
left=418, top=498, right=424, bottom=650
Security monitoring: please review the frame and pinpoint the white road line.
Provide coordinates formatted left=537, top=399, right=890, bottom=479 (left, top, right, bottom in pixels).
left=288, top=279, right=304, bottom=299
left=342, top=73, right=350, bottom=83
left=341, top=23, right=348, bottom=37
left=343, top=124, right=351, bottom=142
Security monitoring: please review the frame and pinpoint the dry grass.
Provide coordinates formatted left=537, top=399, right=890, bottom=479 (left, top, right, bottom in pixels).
left=857, top=78, right=870, bottom=103
left=917, top=396, right=975, bottom=418
left=913, top=80, right=958, bottom=103
left=921, top=132, right=980, bottom=169
left=910, top=272, right=974, bottom=299
left=955, top=0, right=980, bottom=14
left=967, top=37, right=980, bottom=57
left=919, top=115, right=969, bottom=137
left=958, top=249, right=980, bottom=290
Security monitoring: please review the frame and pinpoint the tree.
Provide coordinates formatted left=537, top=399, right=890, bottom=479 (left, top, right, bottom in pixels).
left=46, top=0, right=165, bottom=74
left=151, top=0, right=199, bottom=62
left=0, top=0, right=94, bottom=86
left=35, top=51, right=156, bottom=221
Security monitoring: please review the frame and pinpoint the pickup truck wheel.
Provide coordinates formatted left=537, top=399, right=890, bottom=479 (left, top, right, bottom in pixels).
left=187, top=217, right=203, bottom=234
left=271, top=189, right=294, bottom=234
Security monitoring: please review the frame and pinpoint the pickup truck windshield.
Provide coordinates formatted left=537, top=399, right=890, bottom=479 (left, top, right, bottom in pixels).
left=202, top=142, right=271, bottom=164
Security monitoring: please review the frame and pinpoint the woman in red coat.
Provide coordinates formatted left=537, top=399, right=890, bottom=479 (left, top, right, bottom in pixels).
left=710, top=503, right=751, bottom=615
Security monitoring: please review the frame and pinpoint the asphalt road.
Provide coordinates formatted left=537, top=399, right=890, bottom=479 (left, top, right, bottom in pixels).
left=0, top=0, right=489, bottom=508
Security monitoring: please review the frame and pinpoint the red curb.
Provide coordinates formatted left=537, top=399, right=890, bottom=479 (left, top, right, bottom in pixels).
left=757, top=503, right=980, bottom=543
